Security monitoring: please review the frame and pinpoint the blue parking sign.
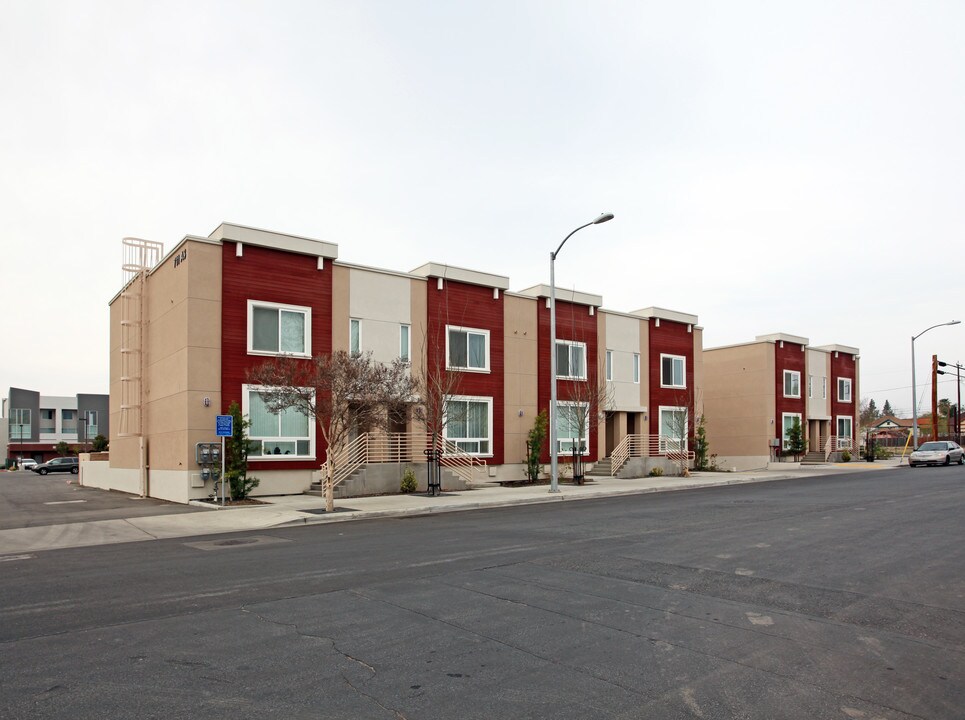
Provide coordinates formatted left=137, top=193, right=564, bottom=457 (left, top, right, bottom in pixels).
left=216, top=415, right=233, bottom=437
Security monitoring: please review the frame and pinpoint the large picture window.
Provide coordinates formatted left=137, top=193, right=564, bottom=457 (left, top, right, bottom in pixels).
left=838, top=378, right=852, bottom=403
left=248, top=301, right=310, bottom=356
left=782, top=412, right=802, bottom=450
left=784, top=370, right=801, bottom=398
left=556, top=340, right=587, bottom=380
left=659, top=406, right=688, bottom=452
left=837, top=415, right=853, bottom=440
left=10, top=408, right=31, bottom=439
left=447, top=326, right=489, bottom=372
left=660, top=354, right=686, bottom=388
left=444, top=397, right=492, bottom=455
left=243, top=385, right=314, bottom=458
left=556, top=402, right=589, bottom=454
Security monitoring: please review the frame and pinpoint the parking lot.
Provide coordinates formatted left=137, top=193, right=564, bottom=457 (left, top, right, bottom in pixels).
left=0, top=470, right=202, bottom=531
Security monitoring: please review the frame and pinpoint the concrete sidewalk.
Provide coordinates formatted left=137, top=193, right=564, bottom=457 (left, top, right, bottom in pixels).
left=0, top=459, right=904, bottom=556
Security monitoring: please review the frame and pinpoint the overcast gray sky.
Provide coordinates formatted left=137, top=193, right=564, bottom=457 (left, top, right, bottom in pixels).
left=2, top=1, right=963, bottom=417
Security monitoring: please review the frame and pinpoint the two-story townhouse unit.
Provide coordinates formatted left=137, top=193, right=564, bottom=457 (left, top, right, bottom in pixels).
left=702, top=334, right=859, bottom=471
left=4, top=388, right=108, bottom=465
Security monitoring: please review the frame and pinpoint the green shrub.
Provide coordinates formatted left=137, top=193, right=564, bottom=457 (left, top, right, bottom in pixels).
left=525, top=411, right=548, bottom=482
left=400, top=467, right=417, bottom=493
left=225, top=401, right=259, bottom=500
left=648, top=467, right=664, bottom=477
left=841, top=450, right=851, bottom=462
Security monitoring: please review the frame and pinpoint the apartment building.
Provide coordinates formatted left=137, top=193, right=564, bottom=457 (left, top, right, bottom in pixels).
left=3, top=387, right=108, bottom=465
left=702, top=334, right=859, bottom=471
left=89, top=222, right=708, bottom=503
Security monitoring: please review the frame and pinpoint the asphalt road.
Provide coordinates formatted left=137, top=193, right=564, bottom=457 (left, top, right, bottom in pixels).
left=2, top=466, right=963, bottom=719
left=0, top=470, right=202, bottom=530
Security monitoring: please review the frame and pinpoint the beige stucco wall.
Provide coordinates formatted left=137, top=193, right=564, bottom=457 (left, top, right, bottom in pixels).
left=332, top=264, right=350, bottom=352
left=604, top=312, right=643, bottom=410
left=702, top=343, right=774, bottom=468
left=347, top=267, right=413, bottom=365
left=503, top=294, right=539, bottom=466
left=693, top=327, right=704, bottom=420
left=807, top=348, right=832, bottom=419
left=108, top=239, right=222, bottom=494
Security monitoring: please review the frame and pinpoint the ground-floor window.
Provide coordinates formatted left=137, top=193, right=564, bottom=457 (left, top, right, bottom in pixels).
left=444, top=396, right=492, bottom=455
left=836, top=415, right=853, bottom=440
left=782, top=412, right=803, bottom=450
left=243, top=384, right=314, bottom=458
left=556, top=402, right=589, bottom=455
left=659, top=406, right=688, bottom=452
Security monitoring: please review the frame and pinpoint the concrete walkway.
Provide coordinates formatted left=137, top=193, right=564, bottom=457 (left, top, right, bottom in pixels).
left=0, top=459, right=904, bottom=556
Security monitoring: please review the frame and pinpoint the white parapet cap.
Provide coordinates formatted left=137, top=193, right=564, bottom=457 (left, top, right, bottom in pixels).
left=517, top=284, right=603, bottom=308
left=811, top=343, right=860, bottom=356
left=630, top=306, right=698, bottom=325
left=208, top=222, right=339, bottom=260
left=755, top=332, right=810, bottom=347
left=409, top=262, right=510, bottom=290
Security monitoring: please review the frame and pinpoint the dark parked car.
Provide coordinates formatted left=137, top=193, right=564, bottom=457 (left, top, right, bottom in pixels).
left=31, top=457, right=79, bottom=475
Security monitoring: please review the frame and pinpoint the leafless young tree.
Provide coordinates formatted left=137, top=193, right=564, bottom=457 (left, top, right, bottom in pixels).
left=664, top=385, right=702, bottom=477
left=248, top=351, right=414, bottom=511
left=556, top=351, right=614, bottom=476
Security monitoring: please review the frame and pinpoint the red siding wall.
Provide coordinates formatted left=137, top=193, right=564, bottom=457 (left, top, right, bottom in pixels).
left=536, top=299, right=599, bottom=464
left=774, top=341, right=807, bottom=441
left=830, top=351, right=857, bottom=443
left=648, top=320, right=696, bottom=438
left=426, top=279, right=505, bottom=465
left=221, top=242, right=333, bottom=472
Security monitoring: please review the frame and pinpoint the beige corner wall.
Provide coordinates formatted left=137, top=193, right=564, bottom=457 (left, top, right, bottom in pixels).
left=503, top=294, right=538, bottom=467
left=108, top=239, right=222, bottom=498
left=332, top=264, right=350, bottom=352
left=702, top=343, right=774, bottom=470
left=409, top=278, right=428, bottom=431
left=807, top=349, right=832, bottom=419
left=693, top=328, right=704, bottom=420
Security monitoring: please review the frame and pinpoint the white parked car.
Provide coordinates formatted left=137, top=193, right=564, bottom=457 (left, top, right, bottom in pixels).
left=19, top=459, right=38, bottom=471
left=909, top=441, right=964, bottom=467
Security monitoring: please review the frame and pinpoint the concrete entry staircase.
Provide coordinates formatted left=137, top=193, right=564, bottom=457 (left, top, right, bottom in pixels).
left=801, top=451, right=828, bottom=465
left=587, top=457, right=614, bottom=477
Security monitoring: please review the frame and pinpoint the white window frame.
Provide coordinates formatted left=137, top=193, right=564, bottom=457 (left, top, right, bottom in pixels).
left=836, top=415, right=853, bottom=440
left=443, top=395, right=493, bottom=457
left=242, top=383, right=315, bottom=460
left=446, top=325, right=490, bottom=372
left=660, top=354, right=686, bottom=389
left=783, top=370, right=801, bottom=398
left=10, top=408, right=31, bottom=439
left=822, top=377, right=827, bottom=399
left=605, top=350, right=613, bottom=381
left=633, top=353, right=641, bottom=384
left=808, top=375, right=813, bottom=398
left=658, top=406, right=688, bottom=452
left=247, top=300, right=312, bottom=358
left=782, top=412, right=803, bottom=450
left=838, top=377, right=852, bottom=403
left=349, top=318, right=362, bottom=356
left=556, top=339, right=587, bottom=380
left=400, top=324, right=411, bottom=363
left=556, top=401, right=590, bottom=455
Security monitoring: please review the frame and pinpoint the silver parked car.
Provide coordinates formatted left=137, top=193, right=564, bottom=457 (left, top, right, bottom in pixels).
left=909, top=441, right=964, bottom=467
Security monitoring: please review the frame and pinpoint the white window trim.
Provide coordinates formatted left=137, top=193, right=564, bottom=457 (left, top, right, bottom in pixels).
left=660, top=354, right=686, bottom=389
left=822, top=377, right=827, bottom=399
left=783, top=370, right=801, bottom=398
left=782, top=412, right=803, bottom=450
left=400, top=324, right=411, bottom=363
left=837, top=377, right=853, bottom=403
left=247, top=300, right=312, bottom=358
left=836, top=415, right=853, bottom=439
left=350, top=318, right=361, bottom=355
left=446, top=325, right=491, bottom=373
left=556, top=339, right=588, bottom=380
left=242, top=383, right=316, bottom=460
left=633, top=353, right=641, bottom=384
left=605, top=350, right=613, bottom=381
left=443, top=395, right=494, bottom=457
left=658, top=405, right=689, bottom=452
left=556, top=400, right=590, bottom=455
left=808, top=375, right=813, bottom=398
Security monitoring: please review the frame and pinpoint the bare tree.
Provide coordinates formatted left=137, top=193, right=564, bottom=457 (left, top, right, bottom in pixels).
left=411, top=323, right=462, bottom=449
left=556, top=351, right=613, bottom=480
left=248, top=351, right=414, bottom=511
left=663, top=386, right=702, bottom=477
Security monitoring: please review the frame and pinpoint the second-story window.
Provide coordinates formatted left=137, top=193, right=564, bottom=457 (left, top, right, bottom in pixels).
left=249, top=301, right=311, bottom=356
left=784, top=370, right=801, bottom=398
left=838, top=378, right=852, bottom=402
left=633, top=353, right=641, bottom=384
left=350, top=319, right=361, bottom=356
left=400, top=324, right=410, bottom=363
left=605, top=350, right=613, bottom=381
left=660, top=354, right=686, bottom=388
left=447, top=326, right=489, bottom=371
left=556, top=340, right=587, bottom=380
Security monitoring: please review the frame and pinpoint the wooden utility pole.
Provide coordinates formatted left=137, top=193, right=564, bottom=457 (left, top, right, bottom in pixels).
left=932, top=355, right=939, bottom=441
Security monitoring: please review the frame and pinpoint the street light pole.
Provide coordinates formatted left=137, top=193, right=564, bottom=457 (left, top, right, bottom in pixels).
left=911, top=320, right=960, bottom=449
left=549, top=212, right=614, bottom=493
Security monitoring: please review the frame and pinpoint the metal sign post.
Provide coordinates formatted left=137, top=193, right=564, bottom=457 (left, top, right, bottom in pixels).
left=216, top=415, right=233, bottom=506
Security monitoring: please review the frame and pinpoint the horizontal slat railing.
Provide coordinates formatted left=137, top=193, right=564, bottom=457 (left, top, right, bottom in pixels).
left=609, top=434, right=696, bottom=475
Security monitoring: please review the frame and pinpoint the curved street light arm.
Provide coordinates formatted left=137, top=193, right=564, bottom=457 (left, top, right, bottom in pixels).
left=913, top=320, right=961, bottom=342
